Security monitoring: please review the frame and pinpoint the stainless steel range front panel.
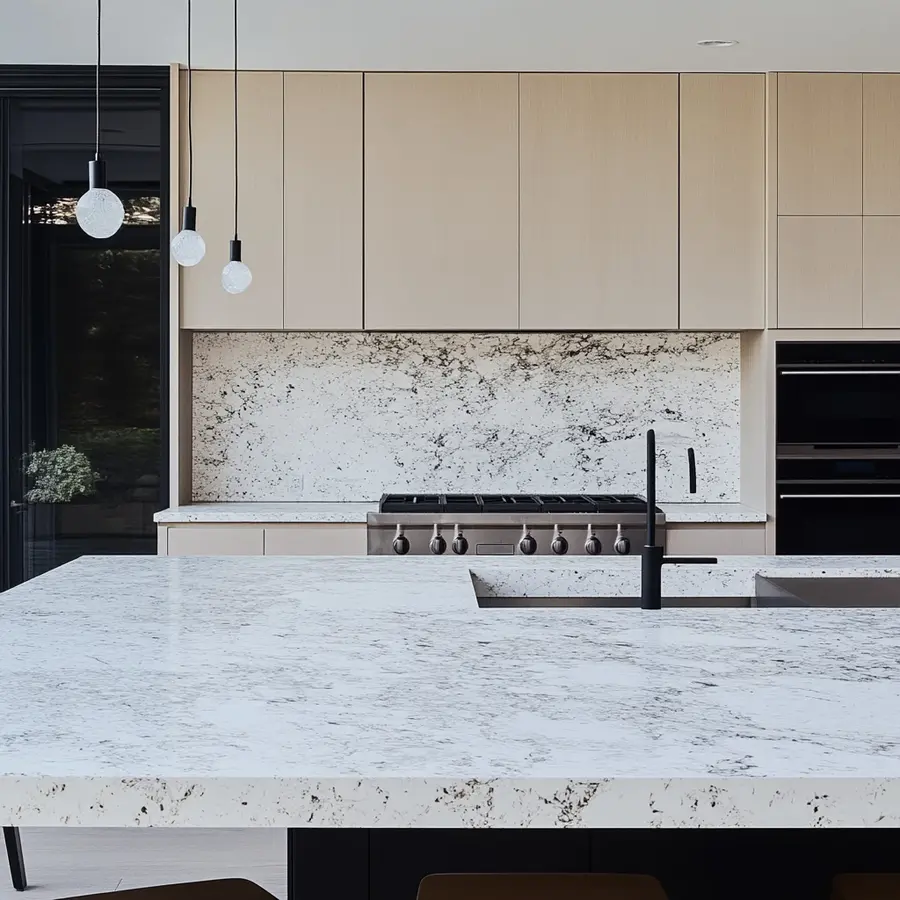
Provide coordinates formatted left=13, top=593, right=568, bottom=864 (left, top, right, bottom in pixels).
left=366, top=513, right=665, bottom=556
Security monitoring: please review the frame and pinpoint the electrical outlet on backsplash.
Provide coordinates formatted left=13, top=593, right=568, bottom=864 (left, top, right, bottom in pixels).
left=192, top=331, right=740, bottom=503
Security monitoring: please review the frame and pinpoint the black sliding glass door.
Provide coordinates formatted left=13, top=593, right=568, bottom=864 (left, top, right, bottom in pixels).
left=0, top=68, right=169, bottom=589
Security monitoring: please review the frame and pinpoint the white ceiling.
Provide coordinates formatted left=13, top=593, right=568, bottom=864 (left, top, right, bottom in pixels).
left=3, top=0, right=900, bottom=72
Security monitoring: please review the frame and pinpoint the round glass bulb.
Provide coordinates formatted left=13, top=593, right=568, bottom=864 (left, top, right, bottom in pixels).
left=222, top=260, right=252, bottom=294
left=171, top=229, right=207, bottom=267
left=75, top=187, right=125, bottom=239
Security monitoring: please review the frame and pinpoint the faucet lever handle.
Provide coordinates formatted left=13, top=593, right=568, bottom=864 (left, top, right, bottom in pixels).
left=687, top=447, right=697, bottom=494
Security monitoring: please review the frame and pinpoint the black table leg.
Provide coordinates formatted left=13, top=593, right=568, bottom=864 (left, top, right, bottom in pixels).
left=4, top=827, right=27, bottom=892
left=287, top=828, right=368, bottom=900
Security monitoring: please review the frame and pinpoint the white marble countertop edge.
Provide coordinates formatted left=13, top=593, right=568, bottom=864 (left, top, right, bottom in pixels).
left=154, top=502, right=766, bottom=525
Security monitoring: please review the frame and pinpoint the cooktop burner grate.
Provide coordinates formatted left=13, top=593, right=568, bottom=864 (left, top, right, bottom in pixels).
left=378, top=493, right=652, bottom=514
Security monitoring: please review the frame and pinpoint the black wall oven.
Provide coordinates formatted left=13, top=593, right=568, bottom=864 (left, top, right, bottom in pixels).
left=776, top=343, right=900, bottom=556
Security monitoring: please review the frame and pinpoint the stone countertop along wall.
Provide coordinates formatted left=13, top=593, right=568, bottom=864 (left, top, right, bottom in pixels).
left=154, top=501, right=766, bottom=524
left=192, top=331, right=739, bottom=503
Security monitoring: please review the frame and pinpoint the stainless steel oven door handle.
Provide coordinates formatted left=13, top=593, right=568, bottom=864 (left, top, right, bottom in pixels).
left=779, top=493, right=900, bottom=499
left=779, top=370, right=900, bottom=375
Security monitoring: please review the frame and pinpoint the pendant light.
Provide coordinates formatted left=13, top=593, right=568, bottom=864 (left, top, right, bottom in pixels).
left=171, top=0, right=206, bottom=266
left=76, top=0, right=125, bottom=239
left=221, top=0, right=252, bottom=294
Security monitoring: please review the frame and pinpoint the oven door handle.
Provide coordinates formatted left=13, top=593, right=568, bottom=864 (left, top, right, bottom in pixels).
left=779, top=493, right=900, bottom=499
left=780, top=370, right=900, bottom=376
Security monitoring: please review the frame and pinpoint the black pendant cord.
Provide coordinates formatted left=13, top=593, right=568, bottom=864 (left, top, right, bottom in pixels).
left=95, top=0, right=101, bottom=159
left=186, top=0, right=193, bottom=206
left=233, top=0, right=239, bottom=242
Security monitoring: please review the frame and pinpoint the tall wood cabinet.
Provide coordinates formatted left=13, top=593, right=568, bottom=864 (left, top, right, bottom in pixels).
left=283, top=72, right=363, bottom=330
left=864, top=74, right=900, bottom=214
left=364, top=73, right=519, bottom=330
left=519, top=74, right=679, bottom=330
left=180, top=71, right=285, bottom=329
left=776, top=73, right=900, bottom=328
left=777, top=73, right=862, bottom=216
left=679, top=74, right=766, bottom=330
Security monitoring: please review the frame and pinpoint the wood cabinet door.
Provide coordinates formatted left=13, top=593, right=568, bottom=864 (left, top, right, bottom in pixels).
left=777, top=73, right=862, bottom=216
left=165, top=526, right=265, bottom=556
left=679, top=74, right=765, bottom=330
left=264, top=525, right=367, bottom=556
left=863, top=217, right=900, bottom=327
left=180, top=71, right=284, bottom=329
left=777, top=216, right=862, bottom=328
left=284, top=73, right=363, bottom=330
left=364, top=73, right=519, bottom=331
left=864, top=74, right=900, bottom=214
left=519, top=74, right=678, bottom=330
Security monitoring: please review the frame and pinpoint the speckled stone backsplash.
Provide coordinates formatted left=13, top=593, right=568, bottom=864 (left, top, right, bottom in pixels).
left=192, top=332, right=740, bottom=502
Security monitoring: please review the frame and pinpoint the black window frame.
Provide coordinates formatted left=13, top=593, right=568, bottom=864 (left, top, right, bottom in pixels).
left=0, top=65, right=170, bottom=590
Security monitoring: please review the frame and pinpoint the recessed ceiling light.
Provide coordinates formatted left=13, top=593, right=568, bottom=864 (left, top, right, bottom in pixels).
left=697, top=39, right=739, bottom=48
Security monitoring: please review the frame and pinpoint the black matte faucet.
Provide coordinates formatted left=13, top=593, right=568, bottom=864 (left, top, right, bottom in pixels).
left=641, top=429, right=717, bottom=610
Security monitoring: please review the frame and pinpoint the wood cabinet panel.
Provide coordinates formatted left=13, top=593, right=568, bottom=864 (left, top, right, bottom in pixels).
left=777, top=73, right=862, bottom=216
left=679, top=74, right=766, bottom=330
left=181, top=71, right=284, bottom=329
left=863, top=217, right=900, bottom=328
left=165, top=526, right=264, bottom=556
left=364, top=73, right=519, bottom=330
left=284, top=73, right=363, bottom=330
left=777, top=216, right=862, bottom=328
left=519, top=74, right=678, bottom=330
left=666, top=524, right=766, bottom=556
left=863, top=74, right=900, bottom=214
left=264, top=525, right=367, bottom=555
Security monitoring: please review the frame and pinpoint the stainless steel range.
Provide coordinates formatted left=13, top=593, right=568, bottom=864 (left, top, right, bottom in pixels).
left=366, top=493, right=664, bottom=556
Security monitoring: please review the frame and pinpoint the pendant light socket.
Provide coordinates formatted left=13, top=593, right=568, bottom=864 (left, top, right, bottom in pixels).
left=88, top=157, right=107, bottom=190
left=182, top=204, right=198, bottom=232
left=229, top=238, right=242, bottom=262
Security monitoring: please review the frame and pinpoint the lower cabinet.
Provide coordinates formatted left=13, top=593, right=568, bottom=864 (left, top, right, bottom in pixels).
left=164, top=526, right=265, bottom=557
left=159, top=524, right=367, bottom=556
left=666, top=523, right=766, bottom=555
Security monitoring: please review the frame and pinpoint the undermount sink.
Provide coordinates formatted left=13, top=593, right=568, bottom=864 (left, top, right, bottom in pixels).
left=478, top=577, right=900, bottom=609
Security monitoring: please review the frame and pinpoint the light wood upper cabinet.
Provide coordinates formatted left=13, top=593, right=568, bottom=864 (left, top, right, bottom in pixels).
left=519, top=74, right=678, bottom=330
left=777, top=73, right=862, bottom=216
left=679, top=74, right=765, bottom=330
left=777, top=216, right=862, bottom=328
left=284, top=73, right=363, bottom=330
left=364, top=73, right=519, bottom=331
left=863, top=217, right=900, bottom=327
left=864, top=75, right=900, bottom=215
left=181, top=71, right=284, bottom=329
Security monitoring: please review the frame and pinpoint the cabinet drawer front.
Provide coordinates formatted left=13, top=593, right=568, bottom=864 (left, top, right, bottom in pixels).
left=264, top=525, right=366, bottom=556
left=166, top=526, right=264, bottom=556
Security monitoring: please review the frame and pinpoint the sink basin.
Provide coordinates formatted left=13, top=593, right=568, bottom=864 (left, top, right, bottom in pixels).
left=478, top=577, right=900, bottom=609
left=754, top=576, right=900, bottom=608
left=477, top=596, right=752, bottom=608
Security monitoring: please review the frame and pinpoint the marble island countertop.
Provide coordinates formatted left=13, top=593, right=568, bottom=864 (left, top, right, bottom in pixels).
left=2, top=554, right=899, bottom=830
left=153, top=501, right=766, bottom=524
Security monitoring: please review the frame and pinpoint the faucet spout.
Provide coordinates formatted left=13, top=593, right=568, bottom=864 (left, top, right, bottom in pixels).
left=641, top=428, right=717, bottom=610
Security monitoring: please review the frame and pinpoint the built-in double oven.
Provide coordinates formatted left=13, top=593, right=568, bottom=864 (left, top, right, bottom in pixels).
left=776, top=342, right=900, bottom=555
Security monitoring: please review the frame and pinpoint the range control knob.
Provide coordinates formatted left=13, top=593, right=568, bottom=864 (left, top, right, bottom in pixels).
left=613, top=526, right=631, bottom=556
left=392, top=525, right=410, bottom=555
left=519, top=527, right=538, bottom=556
left=585, top=528, right=602, bottom=555
left=551, top=528, right=568, bottom=555
left=429, top=533, right=447, bottom=555
left=451, top=527, right=469, bottom=555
